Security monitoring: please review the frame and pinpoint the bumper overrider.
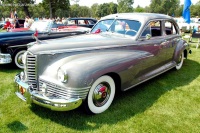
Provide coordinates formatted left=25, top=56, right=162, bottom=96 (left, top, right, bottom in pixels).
left=14, top=74, right=83, bottom=111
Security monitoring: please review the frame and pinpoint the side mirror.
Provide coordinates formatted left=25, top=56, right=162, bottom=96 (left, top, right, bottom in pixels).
left=146, top=34, right=151, bottom=40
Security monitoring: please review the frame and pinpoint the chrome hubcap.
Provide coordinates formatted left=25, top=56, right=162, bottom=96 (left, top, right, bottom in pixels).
left=92, top=82, right=111, bottom=107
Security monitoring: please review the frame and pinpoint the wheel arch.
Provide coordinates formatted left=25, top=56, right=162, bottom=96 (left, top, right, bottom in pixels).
left=104, top=72, right=121, bottom=93
left=173, top=40, right=188, bottom=63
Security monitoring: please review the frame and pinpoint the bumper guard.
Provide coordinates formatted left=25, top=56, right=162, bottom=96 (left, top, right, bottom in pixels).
left=14, top=74, right=82, bottom=111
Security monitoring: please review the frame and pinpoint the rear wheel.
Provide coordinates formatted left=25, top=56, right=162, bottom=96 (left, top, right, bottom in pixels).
left=14, top=50, right=26, bottom=69
left=85, top=75, right=115, bottom=114
left=175, top=52, right=184, bottom=70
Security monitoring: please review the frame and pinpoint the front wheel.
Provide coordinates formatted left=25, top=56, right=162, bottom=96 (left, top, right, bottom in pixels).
left=84, top=75, right=115, bottom=114
left=14, top=50, right=26, bottom=69
left=175, top=52, right=184, bottom=70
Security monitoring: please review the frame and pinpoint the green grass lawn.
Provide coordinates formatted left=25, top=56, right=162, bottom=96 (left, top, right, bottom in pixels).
left=0, top=41, right=200, bottom=132
left=0, top=29, right=6, bottom=32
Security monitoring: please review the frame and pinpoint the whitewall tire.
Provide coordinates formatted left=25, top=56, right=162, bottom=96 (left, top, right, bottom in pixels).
left=85, top=75, right=115, bottom=114
left=14, top=50, right=26, bottom=69
left=175, top=52, right=184, bottom=70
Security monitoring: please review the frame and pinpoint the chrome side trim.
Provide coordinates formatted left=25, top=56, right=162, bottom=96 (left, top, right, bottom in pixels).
left=8, top=44, right=28, bottom=48
left=39, top=78, right=90, bottom=99
left=37, top=43, right=139, bottom=55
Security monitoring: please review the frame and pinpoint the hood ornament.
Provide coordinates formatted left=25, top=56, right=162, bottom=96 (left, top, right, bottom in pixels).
left=32, top=28, right=42, bottom=44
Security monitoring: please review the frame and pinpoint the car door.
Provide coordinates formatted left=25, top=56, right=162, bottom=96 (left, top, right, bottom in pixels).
left=163, top=20, right=179, bottom=63
left=136, top=20, right=169, bottom=80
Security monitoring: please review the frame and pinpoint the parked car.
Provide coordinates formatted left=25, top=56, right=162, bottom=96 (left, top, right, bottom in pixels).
left=14, top=13, right=191, bottom=114
left=175, top=17, right=200, bottom=33
left=0, top=21, right=5, bottom=29
left=66, top=17, right=97, bottom=28
left=0, top=20, right=89, bottom=68
left=3, top=18, right=25, bottom=30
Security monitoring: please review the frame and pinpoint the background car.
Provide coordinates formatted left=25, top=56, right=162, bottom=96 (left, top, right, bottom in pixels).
left=0, top=21, right=5, bottom=29
left=3, top=18, right=25, bottom=29
left=175, top=17, right=200, bottom=33
left=14, top=13, right=191, bottom=114
left=0, top=20, right=89, bottom=68
left=66, top=17, right=97, bottom=28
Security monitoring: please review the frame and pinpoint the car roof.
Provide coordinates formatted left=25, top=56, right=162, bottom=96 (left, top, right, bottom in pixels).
left=101, top=13, right=173, bottom=23
left=68, top=17, right=97, bottom=21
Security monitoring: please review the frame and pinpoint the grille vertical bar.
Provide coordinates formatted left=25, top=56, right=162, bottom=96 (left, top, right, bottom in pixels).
left=26, top=53, right=37, bottom=90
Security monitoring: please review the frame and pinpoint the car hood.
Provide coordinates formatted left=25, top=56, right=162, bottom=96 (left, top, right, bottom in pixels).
left=28, top=33, right=136, bottom=55
left=0, top=31, right=34, bottom=39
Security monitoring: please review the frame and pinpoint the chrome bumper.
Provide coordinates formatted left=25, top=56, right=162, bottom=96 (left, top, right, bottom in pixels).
left=0, top=53, right=12, bottom=64
left=14, top=74, right=82, bottom=111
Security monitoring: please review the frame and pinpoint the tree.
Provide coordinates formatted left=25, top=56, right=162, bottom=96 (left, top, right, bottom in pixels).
left=134, top=5, right=145, bottom=13
left=109, top=2, right=118, bottom=14
left=117, top=0, right=134, bottom=13
left=91, top=3, right=99, bottom=18
left=190, top=2, right=200, bottom=17
left=42, top=0, right=70, bottom=18
left=0, top=0, right=35, bottom=17
left=150, top=0, right=180, bottom=16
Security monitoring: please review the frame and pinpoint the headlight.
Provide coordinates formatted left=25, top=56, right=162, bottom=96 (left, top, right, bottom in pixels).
left=57, top=69, right=68, bottom=83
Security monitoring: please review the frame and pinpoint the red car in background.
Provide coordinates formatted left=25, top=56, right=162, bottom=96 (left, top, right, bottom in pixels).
left=3, top=18, right=25, bottom=30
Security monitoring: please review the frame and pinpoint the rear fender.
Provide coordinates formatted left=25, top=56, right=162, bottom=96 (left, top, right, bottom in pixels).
left=173, top=39, right=188, bottom=62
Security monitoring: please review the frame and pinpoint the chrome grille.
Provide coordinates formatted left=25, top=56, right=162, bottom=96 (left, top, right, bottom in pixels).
left=39, top=79, right=89, bottom=99
left=26, top=52, right=37, bottom=90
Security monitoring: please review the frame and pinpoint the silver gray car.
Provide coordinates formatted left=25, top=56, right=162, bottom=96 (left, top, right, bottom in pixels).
left=14, top=13, right=191, bottom=114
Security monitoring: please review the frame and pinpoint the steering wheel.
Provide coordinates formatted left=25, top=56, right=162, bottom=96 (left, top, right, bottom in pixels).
left=125, top=29, right=137, bottom=36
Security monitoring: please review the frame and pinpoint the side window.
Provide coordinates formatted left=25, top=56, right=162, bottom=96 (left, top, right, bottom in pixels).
left=78, top=20, right=86, bottom=25
left=88, top=20, right=95, bottom=24
left=68, top=20, right=75, bottom=24
left=141, top=20, right=161, bottom=37
left=164, top=21, right=177, bottom=35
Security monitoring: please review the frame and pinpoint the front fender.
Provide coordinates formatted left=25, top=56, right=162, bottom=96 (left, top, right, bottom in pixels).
left=40, top=50, right=151, bottom=89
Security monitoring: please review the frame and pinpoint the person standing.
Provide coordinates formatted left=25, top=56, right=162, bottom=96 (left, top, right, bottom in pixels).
left=13, top=18, right=20, bottom=28
left=5, top=18, right=11, bottom=31
left=24, top=19, right=29, bottom=28
left=14, top=9, right=18, bottom=18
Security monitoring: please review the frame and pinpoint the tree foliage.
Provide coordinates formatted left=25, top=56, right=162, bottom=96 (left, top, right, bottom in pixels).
left=150, top=0, right=180, bottom=16
left=117, top=0, right=134, bottom=13
left=42, top=0, right=70, bottom=18
left=0, top=0, right=35, bottom=17
left=1, top=0, right=200, bottom=19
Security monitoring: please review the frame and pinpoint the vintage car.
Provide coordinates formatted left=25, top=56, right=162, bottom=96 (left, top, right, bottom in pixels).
left=175, top=17, right=200, bottom=33
left=14, top=13, right=191, bottom=114
left=0, top=21, right=5, bottom=29
left=66, top=17, right=97, bottom=28
left=3, top=18, right=25, bottom=30
left=0, top=20, right=89, bottom=68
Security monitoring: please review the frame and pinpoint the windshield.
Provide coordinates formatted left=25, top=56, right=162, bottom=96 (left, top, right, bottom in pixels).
left=91, top=19, right=141, bottom=36
left=29, top=21, right=52, bottom=32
